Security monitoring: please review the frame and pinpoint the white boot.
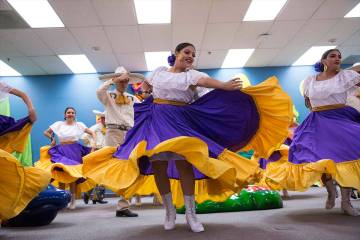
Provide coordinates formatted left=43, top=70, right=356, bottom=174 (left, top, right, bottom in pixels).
left=68, top=194, right=76, bottom=210
left=324, top=180, right=336, bottom=209
left=340, top=187, right=360, bottom=216
left=161, top=193, right=176, bottom=230
left=184, top=195, right=204, bottom=233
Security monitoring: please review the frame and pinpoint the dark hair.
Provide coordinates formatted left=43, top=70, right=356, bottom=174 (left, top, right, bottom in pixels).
left=314, top=48, right=341, bottom=72
left=167, top=42, right=195, bottom=66
left=64, top=107, right=76, bottom=120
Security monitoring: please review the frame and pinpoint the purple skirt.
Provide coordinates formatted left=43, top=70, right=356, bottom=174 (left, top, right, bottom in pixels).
left=49, top=142, right=91, bottom=165
left=0, top=115, right=30, bottom=136
left=114, top=90, right=260, bottom=180
left=259, top=138, right=292, bottom=169
left=289, top=106, right=360, bottom=164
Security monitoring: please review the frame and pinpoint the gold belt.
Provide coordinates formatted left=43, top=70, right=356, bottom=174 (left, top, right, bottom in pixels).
left=153, top=98, right=187, bottom=106
left=60, top=141, right=77, bottom=145
left=311, top=104, right=345, bottom=112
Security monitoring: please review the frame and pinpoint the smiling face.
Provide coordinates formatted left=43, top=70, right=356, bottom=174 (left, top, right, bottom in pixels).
left=115, top=80, right=129, bottom=93
left=64, top=108, right=76, bottom=122
left=322, top=49, right=342, bottom=71
left=174, top=45, right=196, bottom=70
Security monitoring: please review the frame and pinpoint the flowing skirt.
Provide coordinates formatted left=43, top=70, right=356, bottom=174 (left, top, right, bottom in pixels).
left=0, top=149, right=50, bottom=220
left=83, top=77, right=293, bottom=207
left=0, top=115, right=32, bottom=153
left=262, top=106, right=360, bottom=191
left=35, top=143, right=94, bottom=193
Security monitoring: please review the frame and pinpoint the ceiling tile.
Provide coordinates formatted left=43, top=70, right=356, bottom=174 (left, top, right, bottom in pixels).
left=173, top=0, right=212, bottom=23
left=202, top=23, right=239, bottom=50
left=245, top=48, right=281, bottom=67
left=138, top=25, right=172, bottom=51
left=208, top=0, right=251, bottom=23
left=116, top=53, right=147, bottom=71
left=289, top=19, right=338, bottom=46
left=0, top=29, right=53, bottom=56
left=259, top=21, right=305, bottom=48
left=197, top=49, right=227, bottom=69
left=172, top=23, right=206, bottom=50
left=232, top=22, right=273, bottom=48
left=105, top=26, right=143, bottom=53
left=49, top=0, right=100, bottom=27
left=312, top=0, right=360, bottom=19
left=92, top=0, right=137, bottom=26
left=70, top=27, right=113, bottom=53
left=277, top=0, right=325, bottom=20
left=342, top=30, right=360, bottom=46
left=30, top=56, right=72, bottom=74
left=317, top=18, right=360, bottom=45
left=35, top=28, right=82, bottom=55
left=1, top=56, right=47, bottom=75
left=86, top=52, right=119, bottom=73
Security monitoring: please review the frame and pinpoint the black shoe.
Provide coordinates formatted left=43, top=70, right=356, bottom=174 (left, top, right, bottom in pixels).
left=116, top=209, right=138, bottom=217
left=83, top=194, right=90, bottom=204
left=93, top=199, right=108, bottom=204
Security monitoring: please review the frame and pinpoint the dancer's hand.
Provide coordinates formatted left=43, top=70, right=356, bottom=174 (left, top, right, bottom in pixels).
left=222, top=78, right=243, bottom=91
left=28, top=108, right=37, bottom=123
left=113, top=73, right=130, bottom=84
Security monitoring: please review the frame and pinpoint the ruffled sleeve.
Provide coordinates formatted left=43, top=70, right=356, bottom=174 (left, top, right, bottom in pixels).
left=147, top=66, right=168, bottom=85
left=77, top=122, right=87, bottom=133
left=302, top=76, right=313, bottom=97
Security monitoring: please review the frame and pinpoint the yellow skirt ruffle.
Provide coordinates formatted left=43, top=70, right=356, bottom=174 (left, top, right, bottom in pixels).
left=83, top=137, right=261, bottom=208
left=0, top=149, right=51, bottom=220
left=0, top=123, right=32, bottom=153
left=35, top=146, right=95, bottom=193
left=241, top=76, right=293, bottom=158
left=259, top=147, right=360, bottom=191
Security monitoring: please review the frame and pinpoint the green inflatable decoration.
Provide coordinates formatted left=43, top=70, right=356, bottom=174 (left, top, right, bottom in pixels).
left=176, top=186, right=283, bottom=214
left=0, top=98, right=33, bottom=166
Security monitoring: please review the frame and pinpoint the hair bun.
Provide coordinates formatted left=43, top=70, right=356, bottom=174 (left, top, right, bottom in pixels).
left=167, top=54, right=176, bottom=66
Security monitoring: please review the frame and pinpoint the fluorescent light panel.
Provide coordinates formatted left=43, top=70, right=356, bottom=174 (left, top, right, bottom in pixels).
left=7, top=0, right=64, bottom=28
left=144, top=51, right=171, bottom=71
left=0, top=60, right=21, bottom=76
left=243, top=0, right=287, bottom=21
left=58, top=55, right=97, bottom=74
left=292, top=46, right=336, bottom=66
left=221, top=49, right=255, bottom=68
left=134, top=0, right=171, bottom=24
left=344, top=3, right=360, bottom=18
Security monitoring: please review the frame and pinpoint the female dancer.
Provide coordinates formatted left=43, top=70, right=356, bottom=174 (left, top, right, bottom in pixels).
left=83, top=42, right=293, bottom=232
left=263, top=49, right=360, bottom=216
left=0, top=82, right=50, bottom=221
left=36, top=107, right=96, bottom=209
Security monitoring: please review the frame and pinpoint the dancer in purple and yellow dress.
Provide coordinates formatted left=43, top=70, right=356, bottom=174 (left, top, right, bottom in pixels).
left=35, top=107, right=96, bottom=210
left=83, top=42, right=293, bottom=232
left=0, top=82, right=50, bottom=222
left=263, top=49, right=360, bottom=216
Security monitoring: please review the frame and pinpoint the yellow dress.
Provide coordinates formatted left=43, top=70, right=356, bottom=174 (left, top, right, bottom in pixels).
left=0, top=149, right=51, bottom=221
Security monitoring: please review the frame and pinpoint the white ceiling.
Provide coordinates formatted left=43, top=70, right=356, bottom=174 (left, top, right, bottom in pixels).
left=0, top=0, right=359, bottom=75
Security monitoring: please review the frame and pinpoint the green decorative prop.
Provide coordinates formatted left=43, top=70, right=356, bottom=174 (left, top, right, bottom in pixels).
left=0, top=98, right=33, bottom=166
left=176, top=186, right=283, bottom=214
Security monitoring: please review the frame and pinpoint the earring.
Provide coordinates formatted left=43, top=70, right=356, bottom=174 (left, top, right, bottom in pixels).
left=323, top=64, right=328, bottom=72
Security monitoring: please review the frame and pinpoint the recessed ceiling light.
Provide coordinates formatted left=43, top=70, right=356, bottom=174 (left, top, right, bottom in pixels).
left=243, top=0, right=287, bottom=21
left=58, top=55, right=97, bottom=74
left=344, top=3, right=360, bottom=18
left=134, top=0, right=171, bottom=24
left=292, top=46, right=336, bottom=66
left=144, top=51, right=171, bottom=71
left=0, top=60, right=21, bottom=76
left=221, top=49, right=255, bottom=68
left=7, top=0, right=64, bottom=28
